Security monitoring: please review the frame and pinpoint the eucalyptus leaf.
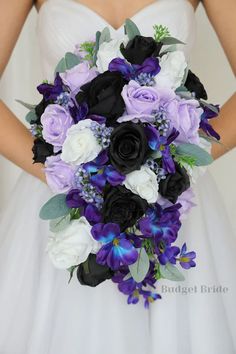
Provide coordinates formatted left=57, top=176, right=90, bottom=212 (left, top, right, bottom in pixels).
left=124, top=18, right=141, bottom=39
left=123, top=272, right=132, bottom=281
left=199, top=100, right=220, bottom=114
left=65, top=52, right=81, bottom=69
left=175, top=85, right=190, bottom=93
left=68, top=265, right=78, bottom=284
left=159, top=263, right=185, bottom=281
left=93, top=30, right=101, bottom=65
left=199, top=133, right=223, bottom=145
left=15, top=99, right=36, bottom=110
left=161, top=36, right=185, bottom=45
left=49, top=214, right=71, bottom=233
left=39, top=194, right=70, bottom=220
left=176, top=143, right=213, bottom=166
left=54, top=57, right=67, bottom=74
left=25, top=110, right=38, bottom=123
left=99, top=27, right=111, bottom=45
left=175, top=90, right=193, bottom=99
left=129, top=248, right=150, bottom=283
left=181, top=66, right=189, bottom=86
left=160, top=44, right=177, bottom=55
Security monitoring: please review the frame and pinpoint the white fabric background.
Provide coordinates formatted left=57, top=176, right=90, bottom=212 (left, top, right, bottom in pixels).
left=0, top=4, right=235, bottom=232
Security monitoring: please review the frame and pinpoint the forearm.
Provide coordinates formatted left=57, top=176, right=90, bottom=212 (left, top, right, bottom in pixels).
left=210, top=92, right=236, bottom=160
left=0, top=99, right=46, bottom=182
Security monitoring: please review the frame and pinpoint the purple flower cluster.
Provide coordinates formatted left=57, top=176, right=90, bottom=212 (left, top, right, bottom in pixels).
left=28, top=21, right=220, bottom=307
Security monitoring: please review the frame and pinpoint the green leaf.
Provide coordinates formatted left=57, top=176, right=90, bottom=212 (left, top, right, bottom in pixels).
left=25, top=110, right=38, bottom=123
left=54, top=57, right=67, bottom=74
left=93, top=30, right=101, bottom=65
left=124, top=18, right=141, bottom=40
left=160, top=44, right=177, bottom=55
left=181, top=66, right=189, bottom=86
left=15, top=99, right=36, bottom=110
left=39, top=194, right=70, bottom=220
left=129, top=248, right=150, bottom=283
left=161, top=36, right=185, bottom=45
left=199, top=100, right=220, bottom=114
left=176, top=143, right=213, bottom=166
left=54, top=52, right=80, bottom=74
left=68, top=265, right=78, bottom=284
left=159, top=263, right=185, bottom=281
left=65, top=52, right=81, bottom=69
left=49, top=214, right=71, bottom=233
left=99, top=27, right=111, bottom=45
left=123, top=272, right=132, bottom=281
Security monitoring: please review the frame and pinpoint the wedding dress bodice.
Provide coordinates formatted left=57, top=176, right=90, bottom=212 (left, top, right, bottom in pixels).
left=37, top=0, right=196, bottom=79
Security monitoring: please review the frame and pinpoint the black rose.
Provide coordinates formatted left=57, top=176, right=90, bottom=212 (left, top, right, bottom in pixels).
left=33, top=98, right=49, bottom=125
left=32, top=138, right=54, bottom=164
left=102, top=185, right=148, bottom=231
left=77, top=254, right=114, bottom=287
left=75, top=71, right=127, bottom=126
left=185, top=70, right=208, bottom=100
left=159, top=163, right=190, bottom=203
left=109, top=122, right=149, bottom=174
left=120, top=35, right=162, bottom=65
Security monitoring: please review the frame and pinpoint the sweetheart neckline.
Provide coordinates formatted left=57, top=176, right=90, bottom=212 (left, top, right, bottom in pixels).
left=38, top=0, right=195, bottom=32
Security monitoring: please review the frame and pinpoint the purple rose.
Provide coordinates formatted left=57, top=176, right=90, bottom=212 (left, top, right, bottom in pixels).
left=60, top=62, right=97, bottom=93
left=41, top=104, right=73, bottom=148
left=118, top=85, right=175, bottom=123
left=121, top=80, right=161, bottom=115
left=44, top=155, right=75, bottom=193
left=165, top=98, right=202, bottom=144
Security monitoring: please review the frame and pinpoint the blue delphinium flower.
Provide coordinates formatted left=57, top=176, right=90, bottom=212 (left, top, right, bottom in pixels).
left=91, top=223, right=138, bottom=270
left=178, top=243, right=196, bottom=269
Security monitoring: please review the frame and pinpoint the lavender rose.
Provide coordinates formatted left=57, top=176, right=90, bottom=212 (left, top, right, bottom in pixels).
left=165, top=98, right=202, bottom=145
left=41, top=104, right=73, bottom=148
left=121, top=80, right=161, bottom=116
left=60, top=62, right=97, bottom=93
left=44, top=155, right=75, bottom=193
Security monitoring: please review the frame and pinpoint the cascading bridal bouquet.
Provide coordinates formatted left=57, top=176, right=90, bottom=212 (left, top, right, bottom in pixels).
left=19, top=20, right=221, bottom=307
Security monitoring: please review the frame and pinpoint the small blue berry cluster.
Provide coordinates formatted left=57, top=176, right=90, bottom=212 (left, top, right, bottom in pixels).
left=74, top=166, right=103, bottom=208
left=152, top=107, right=170, bottom=136
left=56, top=92, right=71, bottom=107
left=90, top=121, right=113, bottom=149
left=30, top=124, right=43, bottom=138
left=145, top=159, right=166, bottom=183
left=134, top=72, right=155, bottom=86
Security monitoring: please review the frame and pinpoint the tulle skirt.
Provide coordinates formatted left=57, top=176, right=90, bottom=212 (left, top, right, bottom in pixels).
left=0, top=171, right=235, bottom=354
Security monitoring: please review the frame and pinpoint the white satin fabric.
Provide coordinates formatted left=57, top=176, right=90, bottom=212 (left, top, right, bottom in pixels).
left=0, top=1, right=235, bottom=353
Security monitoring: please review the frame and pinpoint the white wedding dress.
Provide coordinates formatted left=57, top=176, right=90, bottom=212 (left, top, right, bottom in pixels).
left=0, top=0, right=235, bottom=353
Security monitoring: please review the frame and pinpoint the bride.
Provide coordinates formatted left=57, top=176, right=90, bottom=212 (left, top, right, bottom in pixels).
left=0, top=0, right=236, bottom=353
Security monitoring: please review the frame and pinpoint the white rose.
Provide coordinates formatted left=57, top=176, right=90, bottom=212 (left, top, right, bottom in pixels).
left=61, top=119, right=102, bottom=165
left=96, top=37, right=128, bottom=73
left=47, top=217, right=101, bottom=269
left=123, top=166, right=159, bottom=204
left=154, top=51, right=187, bottom=90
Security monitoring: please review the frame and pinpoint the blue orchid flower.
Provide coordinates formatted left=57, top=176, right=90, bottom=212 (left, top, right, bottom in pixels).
left=108, top=57, right=160, bottom=81
left=91, top=223, right=138, bottom=270
left=139, top=203, right=182, bottom=245
left=145, top=125, right=179, bottom=173
left=200, top=105, right=220, bottom=140
left=178, top=243, right=196, bottom=269
left=37, top=73, right=64, bottom=101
